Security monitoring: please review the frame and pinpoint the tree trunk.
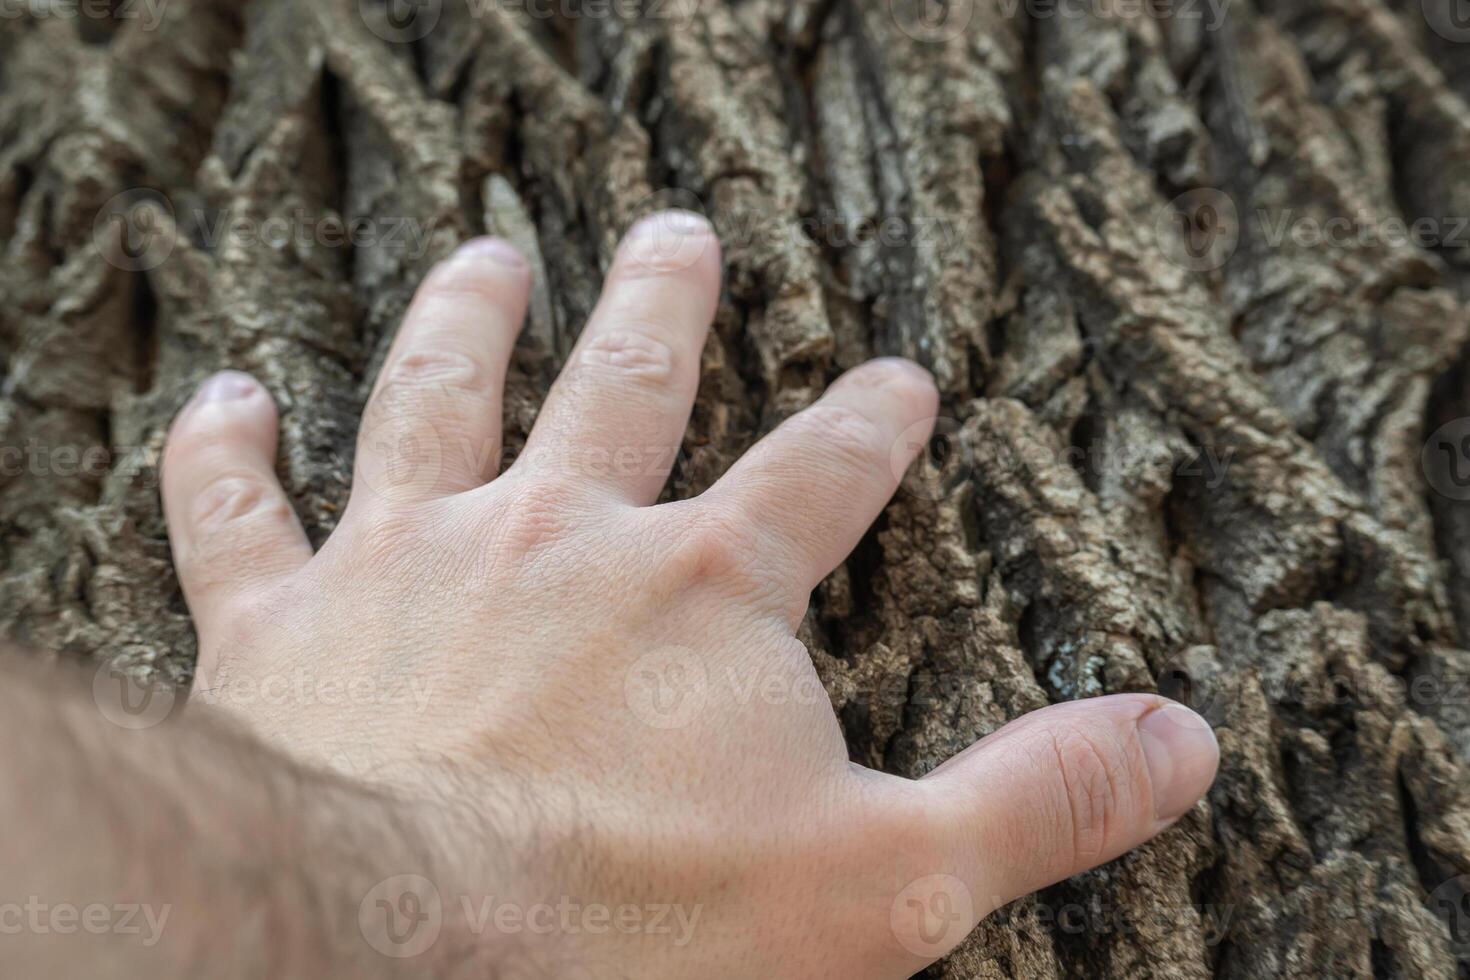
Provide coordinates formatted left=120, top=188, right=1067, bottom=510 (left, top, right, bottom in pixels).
left=3, top=0, right=1470, bottom=975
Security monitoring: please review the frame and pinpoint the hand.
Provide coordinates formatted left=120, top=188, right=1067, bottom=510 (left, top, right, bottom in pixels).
left=160, top=211, right=1219, bottom=978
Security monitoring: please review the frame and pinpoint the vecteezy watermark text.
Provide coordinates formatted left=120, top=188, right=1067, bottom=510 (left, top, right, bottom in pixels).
left=1157, top=188, right=1470, bottom=271
left=461, top=896, right=700, bottom=946
left=0, top=898, right=170, bottom=946
left=193, top=668, right=436, bottom=715
left=359, top=874, right=700, bottom=958
left=0, top=0, right=168, bottom=30
left=996, top=0, right=1230, bottom=28
left=92, top=189, right=446, bottom=272
left=358, top=0, right=702, bottom=43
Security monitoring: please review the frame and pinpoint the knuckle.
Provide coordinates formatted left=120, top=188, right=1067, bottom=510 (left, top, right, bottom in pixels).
left=381, top=347, right=486, bottom=393
left=576, top=327, right=679, bottom=384
left=493, top=478, right=585, bottom=558
left=209, top=584, right=290, bottom=658
left=679, top=513, right=754, bottom=580
left=654, top=509, right=774, bottom=604
left=190, top=474, right=287, bottom=533
left=1045, top=726, right=1126, bottom=867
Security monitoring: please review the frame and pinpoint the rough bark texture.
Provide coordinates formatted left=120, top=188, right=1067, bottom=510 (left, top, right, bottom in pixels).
left=3, top=0, right=1470, bottom=975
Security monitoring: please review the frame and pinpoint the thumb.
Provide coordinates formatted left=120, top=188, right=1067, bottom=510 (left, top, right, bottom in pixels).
left=892, top=695, right=1218, bottom=960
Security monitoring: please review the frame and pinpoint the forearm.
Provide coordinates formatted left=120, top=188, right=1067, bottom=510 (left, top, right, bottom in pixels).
left=0, top=654, right=490, bottom=979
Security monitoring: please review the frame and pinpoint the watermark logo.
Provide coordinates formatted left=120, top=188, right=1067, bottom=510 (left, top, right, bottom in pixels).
left=351, top=380, right=454, bottom=505
left=624, top=646, right=708, bottom=730
left=892, top=416, right=971, bottom=502
left=1423, top=0, right=1470, bottom=42
left=92, top=660, right=178, bottom=730
left=1428, top=874, right=1470, bottom=949
left=92, top=189, right=176, bottom=273
left=891, top=874, right=974, bottom=959
left=1155, top=188, right=1239, bottom=272
left=362, top=0, right=442, bottom=42
left=623, top=189, right=713, bottom=276
left=360, top=874, right=443, bottom=958
left=889, top=0, right=975, bottom=42
left=1156, top=649, right=1228, bottom=726
left=1423, top=417, right=1470, bottom=501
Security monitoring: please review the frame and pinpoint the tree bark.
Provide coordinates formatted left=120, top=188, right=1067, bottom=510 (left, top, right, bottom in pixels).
left=3, top=0, right=1470, bottom=975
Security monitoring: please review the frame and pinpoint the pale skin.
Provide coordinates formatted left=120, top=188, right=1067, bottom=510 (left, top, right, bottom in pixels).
left=0, top=211, right=1218, bottom=978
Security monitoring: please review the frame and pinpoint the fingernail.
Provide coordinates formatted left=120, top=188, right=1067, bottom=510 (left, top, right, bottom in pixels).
left=1136, top=703, right=1219, bottom=821
left=628, top=210, right=712, bottom=240
left=453, top=236, right=527, bottom=267
left=194, top=371, right=259, bottom=404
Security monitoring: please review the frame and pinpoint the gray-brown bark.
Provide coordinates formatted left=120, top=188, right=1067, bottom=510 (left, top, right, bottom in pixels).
left=2, top=0, right=1470, bottom=975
